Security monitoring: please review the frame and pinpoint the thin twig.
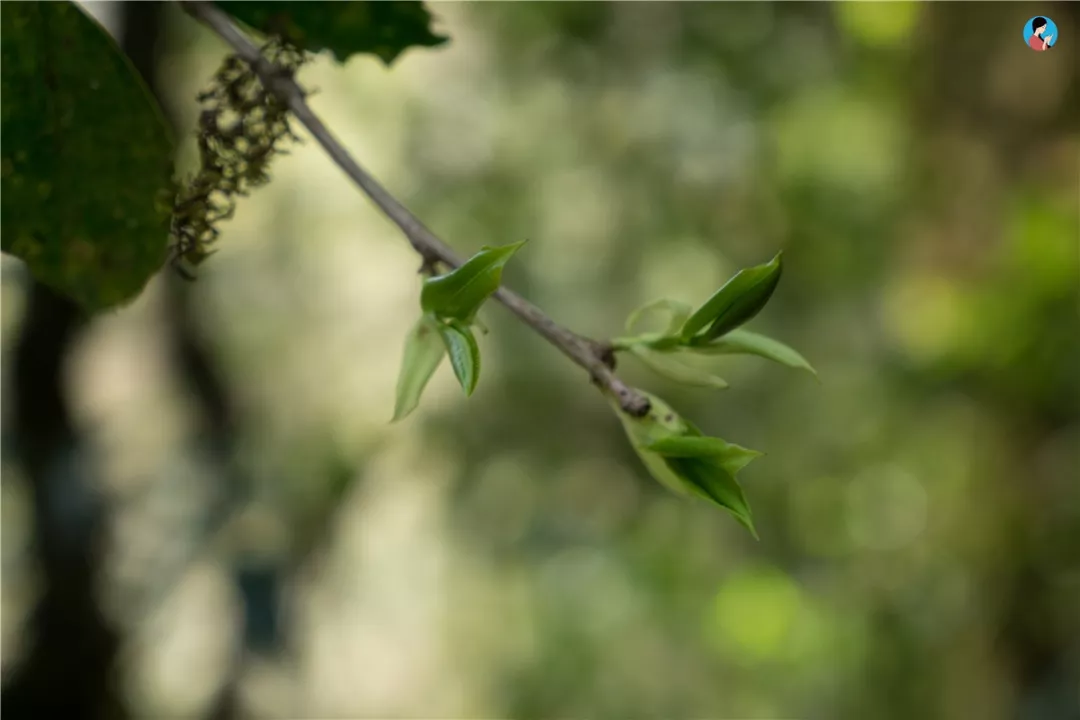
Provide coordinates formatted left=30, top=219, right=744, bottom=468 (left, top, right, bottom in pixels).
left=181, top=1, right=650, bottom=417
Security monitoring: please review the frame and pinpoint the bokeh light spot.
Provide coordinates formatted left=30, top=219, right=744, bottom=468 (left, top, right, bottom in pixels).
left=835, top=2, right=921, bottom=48
left=846, top=466, right=929, bottom=551
left=771, top=88, right=904, bottom=193
left=707, top=565, right=803, bottom=663
left=881, top=271, right=971, bottom=364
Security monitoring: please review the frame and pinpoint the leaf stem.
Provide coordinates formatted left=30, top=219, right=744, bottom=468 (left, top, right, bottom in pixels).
left=610, top=333, right=682, bottom=352
left=181, top=1, right=650, bottom=417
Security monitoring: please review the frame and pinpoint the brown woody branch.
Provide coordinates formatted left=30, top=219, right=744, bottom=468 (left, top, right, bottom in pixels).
left=181, top=1, right=650, bottom=417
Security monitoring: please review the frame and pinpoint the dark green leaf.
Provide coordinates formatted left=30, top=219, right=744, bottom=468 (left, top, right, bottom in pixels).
left=1, top=1, right=174, bottom=312
left=421, top=241, right=526, bottom=322
left=681, top=252, right=783, bottom=342
left=436, top=319, right=480, bottom=396
left=609, top=391, right=757, bottom=536
left=392, top=314, right=446, bottom=421
left=625, top=298, right=693, bottom=336
left=642, top=436, right=762, bottom=475
left=218, top=0, right=448, bottom=65
left=689, top=328, right=817, bottom=376
left=630, top=345, right=728, bottom=389
left=666, top=455, right=757, bottom=538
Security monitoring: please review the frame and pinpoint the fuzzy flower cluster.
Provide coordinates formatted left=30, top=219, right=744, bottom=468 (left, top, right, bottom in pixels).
left=169, top=41, right=306, bottom=274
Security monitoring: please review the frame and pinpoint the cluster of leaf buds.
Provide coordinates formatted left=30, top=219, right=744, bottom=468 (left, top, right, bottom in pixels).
left=393, top=241, right=527, bottom=421
left=608, top=252, right=817, bottom=536
left=169, top=40, right=306, bottom=275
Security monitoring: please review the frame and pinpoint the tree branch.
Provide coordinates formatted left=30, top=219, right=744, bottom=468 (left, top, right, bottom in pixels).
left=180, top=0, right=650, bottom=417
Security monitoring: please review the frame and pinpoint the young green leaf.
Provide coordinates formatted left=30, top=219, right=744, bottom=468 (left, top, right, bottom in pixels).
left=689, top=328, right=817, bottom=376
left=642, top=436, right=762, bottom=476
left=665, top=455, right=757, bottom=538
left=611, top=391, right=694, bottom=440
left=625, top=298, right=694, bottom=336
left=609, top=391, right=698, bottom=497
left=392, top=314, right=446, bottom=422
left=436, top=319, right=481, bottom=396
left=421, top=240, right=527, bottom=322
left=680, top=252, right=783, bottom=342
left=630, top=345, right=729, bottom=390
left=608, top=391, right=758, bottom=537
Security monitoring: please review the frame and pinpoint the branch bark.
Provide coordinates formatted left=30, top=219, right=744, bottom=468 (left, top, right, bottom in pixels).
left=180, top=0, right=650, bottom=417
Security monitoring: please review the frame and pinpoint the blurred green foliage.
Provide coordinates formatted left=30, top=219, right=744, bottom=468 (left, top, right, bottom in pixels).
left=407, top=4, right=1079, bottom=718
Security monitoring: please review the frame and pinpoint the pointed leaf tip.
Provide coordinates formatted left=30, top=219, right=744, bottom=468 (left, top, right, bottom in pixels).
left=609, top=391, right=759, bottom=537
left=392, top=314, right=446, bottom=422
left=642, top=435, right=762, bottom=476
left=689, top=328, right=816, bottom=377
left=421, top=240, right=526, bottom=322
left=681, top=252, right=784, bottom=342
left=665, top=455, right=757, bottom=538
left=436, top=319, right=480, bottom=396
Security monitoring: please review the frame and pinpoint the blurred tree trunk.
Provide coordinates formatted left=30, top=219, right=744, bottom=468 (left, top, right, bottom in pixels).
left=119, top=5, right=252, bottom=717
left=2, top=284, right=122, bottom=719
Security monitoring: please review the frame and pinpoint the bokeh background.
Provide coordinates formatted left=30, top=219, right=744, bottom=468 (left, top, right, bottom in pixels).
left=3, top=2, right=1079, bottom=718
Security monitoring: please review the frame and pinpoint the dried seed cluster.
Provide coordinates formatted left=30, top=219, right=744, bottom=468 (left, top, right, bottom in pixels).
left=169, top=41, right=307, bottom=274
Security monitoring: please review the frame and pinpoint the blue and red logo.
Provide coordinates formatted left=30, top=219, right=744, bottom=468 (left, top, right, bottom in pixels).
left=1023, top=16, right=1057, bottom=52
